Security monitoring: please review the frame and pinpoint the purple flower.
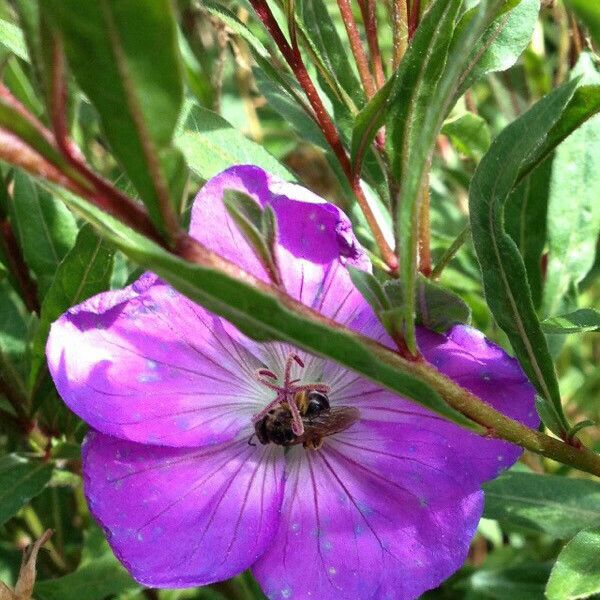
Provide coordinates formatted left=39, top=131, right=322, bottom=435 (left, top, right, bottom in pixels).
left=46, top=165, right=538, bottom=599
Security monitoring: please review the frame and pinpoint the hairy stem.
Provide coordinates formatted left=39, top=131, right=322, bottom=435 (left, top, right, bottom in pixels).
left=391, top=0, right=409, bottom=69
left=358, top=0, right=386, bottom=89
left=418, top=172, right=432, bottom=277
left=336, top=0, right=376, bottom=98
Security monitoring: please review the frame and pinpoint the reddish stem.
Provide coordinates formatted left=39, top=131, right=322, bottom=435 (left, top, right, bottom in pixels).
left=336, top=0, right=376, bottom=98
left=0, top=217, right=40, bottom=313
left=249, top=0, right=397, bottom=274
left=358, top=0, right=386, bottom=89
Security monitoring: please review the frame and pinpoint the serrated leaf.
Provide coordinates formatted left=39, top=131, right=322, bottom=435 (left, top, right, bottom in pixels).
left=469, top=81, right=584, bottom=436
left=11, top=172, right=77, bottom=297
left=546, top=525, right=600, bottom=600
left=29, top=223, right=114, bottom=387
left=541, top=308, right=600, bottom=334
left=35, top=527, right=138, bottom=600
left=0, top=455, right=52, bottom=526
left=52, top=185, right=476, bottom=430
left=176, top=103, right=293, bottom=182
left=46, top=0, right=185, bottom=237
left=542, top=54, right=600, bottom=319
left=483, top=471, right=600, bottom=538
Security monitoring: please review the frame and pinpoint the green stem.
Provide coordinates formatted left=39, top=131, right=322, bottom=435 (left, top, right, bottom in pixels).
left=431, top=224, right=470, bottom=280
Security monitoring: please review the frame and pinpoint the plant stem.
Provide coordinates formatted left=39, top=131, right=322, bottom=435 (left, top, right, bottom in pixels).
left=357, top=0, right=386, bottom=89
left=418, top=171, right=432, bottom=277
left=431, top=224, right=470, bottom=279
left=391, top=0, right=409, bottom=70
left=249, top=0, right=397, bottom=274
left=336, top=0, right=376, bottom=98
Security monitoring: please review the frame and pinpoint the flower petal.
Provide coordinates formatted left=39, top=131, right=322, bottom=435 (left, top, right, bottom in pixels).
left=325, top=322, right=538, bottom=487
left=190, top=165, right=371, bottom=326
left=83, top=431, right=284, bottom=587
left=253, top=444, right=482, bottom=600
left=47, top=274, right=268, bottom=447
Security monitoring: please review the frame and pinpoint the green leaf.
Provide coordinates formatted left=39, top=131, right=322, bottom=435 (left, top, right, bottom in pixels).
left=469, top=81, right=583, bottom=437
left=0, top=455, right=52, bottom=526
left=46, top=0, right=185, bottom=237
left=504, top=156, right=552, bottom=309
left=460, top=563, right=550, bottom=600
left=453, top=0, right=540, bottom=100
left=11, top=171, right=78, bottom=297
left=518, top=83, right=600, bottom=181
left=52, top=185, right=476, bottom=430
left=296, top=0, right=363, bottom=107
left=546, top=525, right=600, bottom=600
left=384, top=276, right=471, bottom=333
left=348, top=266, right=391, bottom=315
left=565, top=0, right=600, bottom=47
left=441, top=112, right=491, bottom=159
left=176, top=103, right=293, bottom=182
left=389, top=0, right=504, bottom=353
left=541, top=308, right=600, bottom=334
left=0, top=18, right=28, bottom=61
left=29, top=223, right=114, bottom=387
left=223, top=190, right=280, bottom=286
left=482, top=471, right=600, bottom=538
left=542, top=54, right=600, bottom=319
left=35, top=526, right=138, bottom=600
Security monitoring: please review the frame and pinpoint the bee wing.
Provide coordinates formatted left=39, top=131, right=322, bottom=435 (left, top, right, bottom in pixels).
left=302, top=406, right=360, bottom=438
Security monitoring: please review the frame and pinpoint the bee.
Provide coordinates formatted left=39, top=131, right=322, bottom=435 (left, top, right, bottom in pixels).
left=253, top=390, right=360, bottom=450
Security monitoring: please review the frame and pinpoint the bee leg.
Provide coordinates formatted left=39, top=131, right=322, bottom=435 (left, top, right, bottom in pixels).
left=248, top=434, right=257, bottom=447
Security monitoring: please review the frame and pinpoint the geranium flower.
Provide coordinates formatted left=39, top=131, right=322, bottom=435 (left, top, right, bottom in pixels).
left=46, top=165, right=537, bottom=599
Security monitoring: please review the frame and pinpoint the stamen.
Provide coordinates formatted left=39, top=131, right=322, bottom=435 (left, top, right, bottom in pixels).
left=253, top=352, right=330, bottom=439
left=257, top=369, right=277, bottom=379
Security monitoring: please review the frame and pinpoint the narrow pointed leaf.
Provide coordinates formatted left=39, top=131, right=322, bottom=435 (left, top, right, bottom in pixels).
left=11, top=172, right=77, bottom=297
left=46, top=0, right=185, bottom=237
left=388, top=0, right=503, bottom=352
left=541, top=308, right=600, bottom=334
left=469, top=81, right=584, bottom=436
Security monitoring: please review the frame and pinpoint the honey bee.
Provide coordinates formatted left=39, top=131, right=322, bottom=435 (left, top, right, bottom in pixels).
left=253, top=390, right=360, bottom=450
